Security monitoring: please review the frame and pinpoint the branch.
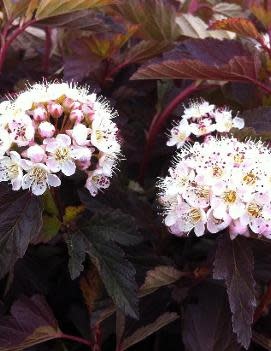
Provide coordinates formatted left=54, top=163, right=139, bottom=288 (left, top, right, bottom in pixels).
left=0, top=18, right=37, bottom=73
left=138, top=81, right=203, bottom=182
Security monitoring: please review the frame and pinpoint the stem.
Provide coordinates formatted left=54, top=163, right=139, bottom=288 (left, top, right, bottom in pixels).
left=0, top=18, right=36, bottom=73
left=138, top=81, right=202, bottom=182
left=253, top=281, right=271, bottom=322
left=249, top=78, right=271, bottom=95
left=42, top=26, right=52, bottom=76
left=60, top=333, right=93, bottom=348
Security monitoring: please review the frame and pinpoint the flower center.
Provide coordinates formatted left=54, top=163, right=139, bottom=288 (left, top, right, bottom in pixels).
left=223, top=190, right=237, bottom=204
left=196, top=186, right=209, bottom=199
left=55, top=147, right=70, bottom=161
left=31, top=167, right=47, bottom=182
left=189, top=208, right=202, bottom=223
left=233, top=153, right=244, bottom=164
left=247, top=202, right=262, bottom=218
left=7, top=163, right=19, bottom=177
left=212, top=166, right=223, bottom=177
left=177, top=132, right=187, bottom=141
left=243, top=172, right=257, bottom=185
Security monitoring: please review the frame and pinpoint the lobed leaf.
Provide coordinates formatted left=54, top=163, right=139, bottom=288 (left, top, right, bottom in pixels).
left=140, top=265, right=185, bottom=296
left=0, top=295, right=61, bottom=351
left=0, top=184, right=43, bottom=278
left=209, top=18, right=260, bottom=40
left=213, top=236, right=256, bottom=349
left=35, top=0, right=118, bottom=20
left=115, top=0, right=181, bottom=41
left=66, top=210, right=142, bottom=318
left=132, top=38, right=260, bottom=83
left=176, top=14, right=235, bottom=40
left=121, top=312, right=179, bottom=350
left=182, top=283, right=240, bottom=351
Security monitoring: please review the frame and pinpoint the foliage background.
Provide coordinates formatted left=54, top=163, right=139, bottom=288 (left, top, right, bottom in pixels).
left=0, top=0, right=271, bottom=350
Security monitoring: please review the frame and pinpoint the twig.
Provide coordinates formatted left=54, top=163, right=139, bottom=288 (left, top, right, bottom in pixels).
left=60, top=333, right=93, bottom=348
left=0, top=18, right=37, bottom=73
left=253, top=281, right=271, bottom=322
left=138, top=81, right=202, bottom=183
left=42, top=26, right=52, bottom=76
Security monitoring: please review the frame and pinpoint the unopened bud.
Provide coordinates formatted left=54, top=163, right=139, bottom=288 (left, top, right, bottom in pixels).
left=47, top=101, right=63, bottom=118
left=70, top=109, right=84, bottom=123
left=38, top=121, right=55, bottom=138
left=33, top=106, right=48, bottom=122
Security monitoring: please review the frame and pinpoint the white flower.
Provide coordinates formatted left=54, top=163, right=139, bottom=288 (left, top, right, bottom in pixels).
left=91, top=115, right=120, bottom=154
left=214, top=108, right=244, bottom=132
left=21, top=161, right=61, bottom=196
left=8, top=113, right=35, bottom=146
left=183, top=100, right=215, bottom=120
left=158, top=136, right=271, bottom=239
left=45, top=134, right=76, bottom=176
left=167, top=119, right=191, bottom=148
left=38, top=121, right=55, bottom=138
left=0, top=128, right=12, bottom=156
left=70, top=123, right=90, bottom=146
left=0, top=151, right=23, bottom=190
left=98, top=153, right=117, bottom=177
left=85, top=169, right=110, bottom=197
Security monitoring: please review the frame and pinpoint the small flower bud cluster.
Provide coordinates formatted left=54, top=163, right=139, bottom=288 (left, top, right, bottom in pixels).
left=167, top=100, right=245, bottom=149
left=0, top=82, right=121, bottom=196
left=158, top=136, right=271, bottom=239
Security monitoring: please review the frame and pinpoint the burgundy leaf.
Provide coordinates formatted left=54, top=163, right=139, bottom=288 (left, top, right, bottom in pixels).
left=182, top=283, right=240, bottom=351
left=0, top=295, right=61, bottom=351
left=213, top=236, right=256, bottom=349
left=0, top=184, right=43, bottom=278
left=131, top=38, right=260, bottom=83
left=209, top=18, right=260, bottom=40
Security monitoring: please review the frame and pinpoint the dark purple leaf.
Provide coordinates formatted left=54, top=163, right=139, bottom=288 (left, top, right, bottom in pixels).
left=213, top=236, right=256, bottom=349
left=182, top=282, right=240, bottom=351
left=132, top=38, right=260, bottom=82
left=0, top=295, right=60, bottom=351
left=0, top=184, right=43, bottom=278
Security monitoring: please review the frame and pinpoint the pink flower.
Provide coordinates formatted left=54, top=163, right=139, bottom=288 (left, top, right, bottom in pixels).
left=85, top=170, right=110, bottom=196
left=26, top=144, right=46, bottom=163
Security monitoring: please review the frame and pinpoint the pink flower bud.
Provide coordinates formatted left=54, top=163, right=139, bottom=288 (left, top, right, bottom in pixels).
left=33, top=106, right=48, bottom=121
left=62, top=97, right=75, bottom=112
left=70, top=109, right=84, bottom=123
left=47, top=101, right=63, bottom=118
left=26, top=144, right=45, bottom=163
left=82, top=103, right=94, bottom=121
left=38, top=121, right=55, bottom=138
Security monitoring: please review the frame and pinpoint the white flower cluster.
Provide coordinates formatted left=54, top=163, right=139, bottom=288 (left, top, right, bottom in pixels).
left=0, top=82, right=121, bottom=196
left=158, top=137, right=271, bottom=239
left=167, top=100, right=244, bottom=149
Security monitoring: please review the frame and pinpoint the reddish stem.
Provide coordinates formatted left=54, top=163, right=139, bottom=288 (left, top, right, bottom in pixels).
left=138, top=81, right=201, bottom=182
left=0, top=18, right=37, bottom=73
left=60, top=333, right=93, bottom=348
left=42, top=26, right=52, bottom=76
left=253, top=281, right=271, bottom=323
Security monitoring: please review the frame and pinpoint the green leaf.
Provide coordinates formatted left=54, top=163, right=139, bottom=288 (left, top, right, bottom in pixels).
left=35, top=0, right=118, bottom=20
left=0, top=184, right=43, bottom=278
left=115, top=0, right=181, bottom=41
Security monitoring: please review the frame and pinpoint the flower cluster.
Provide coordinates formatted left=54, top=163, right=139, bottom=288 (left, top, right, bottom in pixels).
left=0, top=82, right=121, bottom=196
left=158, top=136, right=271, bottom=239
left=167, top=100, right=245, bottom=149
